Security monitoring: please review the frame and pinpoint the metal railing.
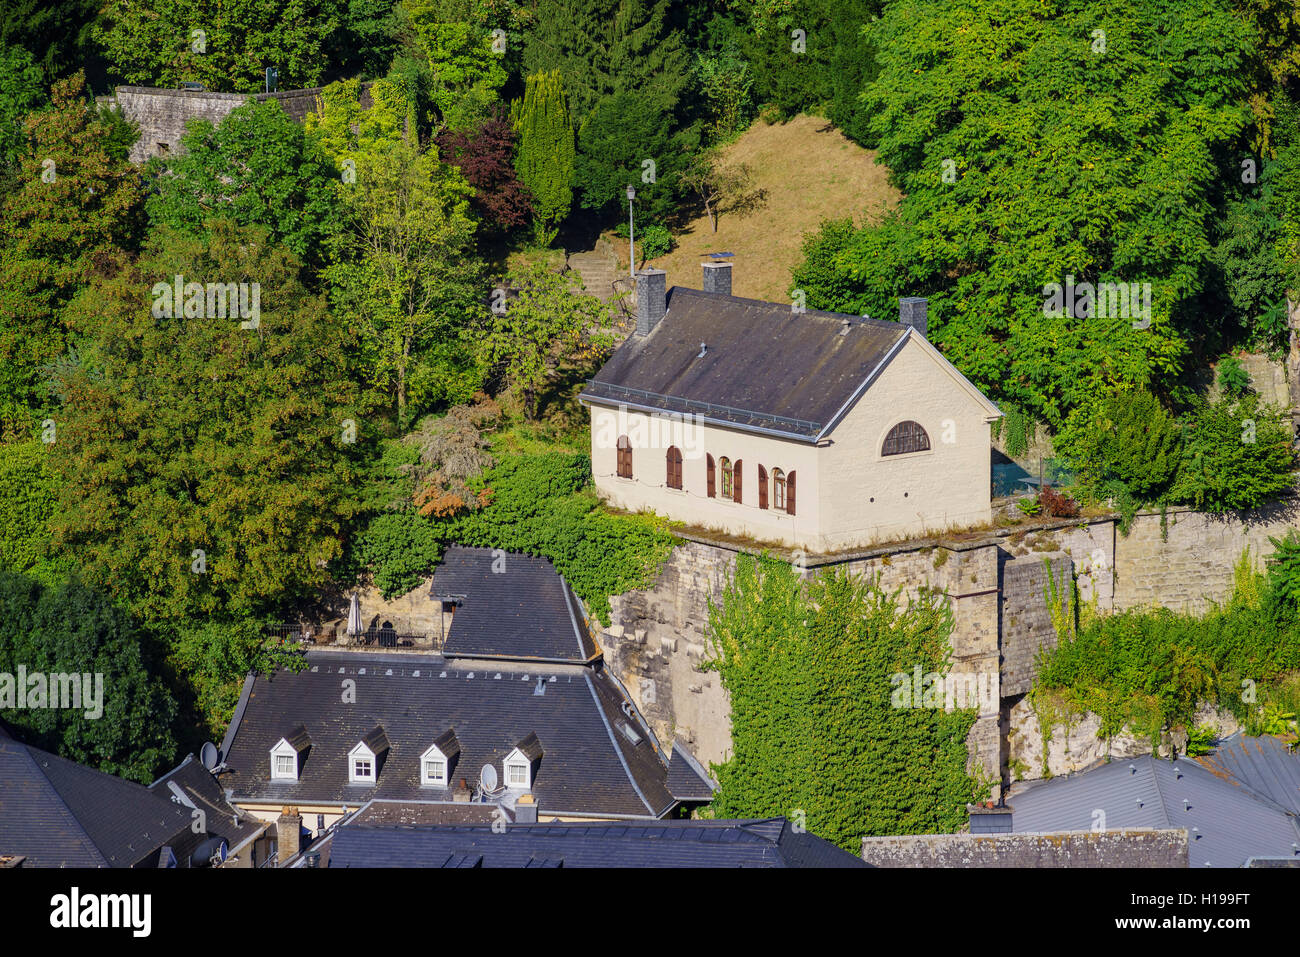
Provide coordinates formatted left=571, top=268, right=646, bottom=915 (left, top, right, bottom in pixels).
left=583, top=380, right=822, bottom=433
left=265, top=623, right=445, bottom=651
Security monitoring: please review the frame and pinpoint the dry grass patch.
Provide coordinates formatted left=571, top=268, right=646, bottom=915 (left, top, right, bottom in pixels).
left=613, top=114, right=899, bottom=302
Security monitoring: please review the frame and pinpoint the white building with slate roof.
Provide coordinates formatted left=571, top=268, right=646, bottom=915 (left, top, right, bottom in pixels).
left=580, top=264, right=1002, bottom=553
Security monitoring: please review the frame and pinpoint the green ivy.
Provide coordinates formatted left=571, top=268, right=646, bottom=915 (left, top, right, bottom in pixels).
left=703, top=555, right=980, bottom=851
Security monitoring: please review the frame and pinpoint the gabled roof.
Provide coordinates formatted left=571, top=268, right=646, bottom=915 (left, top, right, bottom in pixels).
left=1008, top=751, right=1300, bottom=868
left=327, top=817, right=867, bottom=868
left=427, top=729, right=461, bottom=758
left=666, top=740, right=718, bottom=801
left=358, top=726, right=390, bottom=756
left=1196, top=733, right=1300, bottom=816
left=148, top=754, right=265, bottom=854
left=0, top=729, right=198, bottom=868
left=582, top=287, right=909, bottom=441
left=220, top=650, right=677, bottom=819
left=276, top=725, right=311, bottom=753
left=513, top=732, right=543, bottom=763
left=430, top=546, right=598, bottom=664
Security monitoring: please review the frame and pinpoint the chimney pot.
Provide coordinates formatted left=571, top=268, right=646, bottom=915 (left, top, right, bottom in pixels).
left=635, top=268, right=667, bottom=336
left=275, top=807, right=302, bottom=864
left=899, top=296, right=928, bottom=336
left=701, top=261, right=732, bottom=297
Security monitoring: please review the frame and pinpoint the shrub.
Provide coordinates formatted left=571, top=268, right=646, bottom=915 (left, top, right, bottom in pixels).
left=1169, top=392, right=1295, bottom=513
left=1038, top=486, right=1079, bottom=518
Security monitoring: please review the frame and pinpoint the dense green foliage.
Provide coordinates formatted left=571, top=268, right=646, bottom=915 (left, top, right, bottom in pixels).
left=0, top=570, right=179, bottom=783
left=0, top=439, right=66, bottom=586
left=146, top=99, right=343, bottom=272
left=704, top=555, right=980, bottom=850
left=791, top=0, right=1260, bottom=440
left=1034, top=556, right=1300, bottom=743
left=353, top=450, right=675, bottom=620
left=50, top=221, right=361, bottom=625
left=1168, top=391, right=1294, bottom=513
left=511, top=70, right=575, bottom=243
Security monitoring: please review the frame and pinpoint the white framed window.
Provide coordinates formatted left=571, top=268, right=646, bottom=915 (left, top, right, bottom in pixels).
left=348, top=741, right=379, bottom=784
left=506, top=762, right=528, bottom=787
left=270, top=738, right=302, bottom=781
left=425, top=757, right=446, bottom=783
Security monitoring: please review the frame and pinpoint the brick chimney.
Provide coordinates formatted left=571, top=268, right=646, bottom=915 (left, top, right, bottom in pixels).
left=276, top=806, right=302, bottom=862
left=453, top=777, right=472, bottom=803
left=635, top=268, right=667, bottom=336
left=701, top=261, right=732, bottom=297
left=899, top=296, right=927, bottom=336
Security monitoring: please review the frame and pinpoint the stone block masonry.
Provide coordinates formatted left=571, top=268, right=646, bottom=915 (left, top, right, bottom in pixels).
left=106, top=84, right=371, bottom=164
left=597, top=496, right=1300, bottom=794
left=861, top=829, right=1188, bottom=867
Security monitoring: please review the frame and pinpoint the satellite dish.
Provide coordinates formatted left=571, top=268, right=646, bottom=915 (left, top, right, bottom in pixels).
left=200, top=742, right=220, bottom=770
left=480, top=764, right=498, bottom=792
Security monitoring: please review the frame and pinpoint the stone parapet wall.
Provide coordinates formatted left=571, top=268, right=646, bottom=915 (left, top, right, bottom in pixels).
left=861, top=829, right=1188, bottom=868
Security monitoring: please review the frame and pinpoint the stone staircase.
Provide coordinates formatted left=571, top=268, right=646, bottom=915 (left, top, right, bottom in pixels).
left=567, top=237, right=623, bottom=301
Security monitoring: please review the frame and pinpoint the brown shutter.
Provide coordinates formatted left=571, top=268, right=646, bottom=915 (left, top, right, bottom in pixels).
left=733, top=459, right=742, bottom=503
left=758, top=465, right=768, bottom=509
left=706, top=454, right=715, bottom=498
left=666, top=447, right=673, bottom=487
left=787, top=470, right=796, bottom=516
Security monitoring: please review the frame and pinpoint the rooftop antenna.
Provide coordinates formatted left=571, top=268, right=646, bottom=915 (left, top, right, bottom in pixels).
left=200, top=741, right=222, bottom=772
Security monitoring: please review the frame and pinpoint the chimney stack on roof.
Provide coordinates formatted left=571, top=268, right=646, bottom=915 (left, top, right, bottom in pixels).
left=701, top=261, right=732, bottom=297
left=899, top=297, right=928, bottom=337
left=635, top=268, right=667, bottom=336
left=276, top=807, right=302, bottom=863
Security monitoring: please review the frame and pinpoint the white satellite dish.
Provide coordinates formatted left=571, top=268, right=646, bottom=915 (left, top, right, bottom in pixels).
left=480, top=763, right=498, bottom=792
left=200, top=742, right=220, bottom=770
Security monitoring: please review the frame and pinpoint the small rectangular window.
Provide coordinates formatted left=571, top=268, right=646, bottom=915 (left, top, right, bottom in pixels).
left=353, top=758, right=373, bottom=780
left=507, top=763, right=528, bottom=786
left=275, top=754, right=295, bottom=776
left=425, top=758, right=445, bottom=783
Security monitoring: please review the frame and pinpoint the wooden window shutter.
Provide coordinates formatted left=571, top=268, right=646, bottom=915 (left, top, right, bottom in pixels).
left=667, top=446, right=682, bottom=489
left=706, top=454, right=715, bottom=498
left=733, top=459, right=742, bottom=503
left=787, top=471, right=796, bottom=515
left=758, top=465, right=768, bottom=509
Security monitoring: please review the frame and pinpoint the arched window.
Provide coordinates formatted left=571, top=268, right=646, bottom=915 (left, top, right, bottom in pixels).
left=732, top=459, right=743, bottom=503
left=757, top=465, right=768, bottom=509
left=706, top=454, right=716, bottom=498
left=720, top=457, right=732, bottom=498
left=617, top=435, right=632, bottom=478
left=666, top=446, right=683, bottom=489
left=773, top=468, right=786, bottom=510
left=882, top=420, right=930, bottom=456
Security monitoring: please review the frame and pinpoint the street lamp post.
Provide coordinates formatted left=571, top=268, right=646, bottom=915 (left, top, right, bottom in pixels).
left=627, top=184, right=636, bottom=278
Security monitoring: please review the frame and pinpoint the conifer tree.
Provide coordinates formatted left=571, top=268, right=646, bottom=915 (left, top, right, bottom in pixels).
left=510, top=70, right=574, bottom=245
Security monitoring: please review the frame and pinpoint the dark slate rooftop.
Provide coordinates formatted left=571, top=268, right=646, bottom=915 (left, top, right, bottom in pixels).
left=148, top=753, right=265, bottom=854
left=0, top=725, right=200, bottom=868
left=1008, top=751, right=1300, bottom=868
left=582, top=287, right=909, bottom=439
left=666, top=739, right=718, bottom=801
left=327, top=817, right=868, bottom=868
left=219, top=649, right=680, bottom=819
left=1196, top=733, right=1300, bottom=816
left=430, top=545, right=598, bottom=664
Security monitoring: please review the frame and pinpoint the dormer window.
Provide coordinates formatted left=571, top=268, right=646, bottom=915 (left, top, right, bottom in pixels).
left=421, top=729, right=461, bottom=787
left=503, top=732, right=544, bottom=791
left=347, top=726, right=390, bottom=785
left=269, top=725, right=310, bottom=781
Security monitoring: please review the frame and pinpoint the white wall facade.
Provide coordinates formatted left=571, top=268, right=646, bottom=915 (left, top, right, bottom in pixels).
left=587, top=337, right=996, bottom=553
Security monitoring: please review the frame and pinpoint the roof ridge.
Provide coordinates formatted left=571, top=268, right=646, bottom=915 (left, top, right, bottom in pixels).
left=20, top=741, right=112, bottom=866
left=667, top=285, right=907, bottom=332
left=1145, top=755, right=1174, bottom=827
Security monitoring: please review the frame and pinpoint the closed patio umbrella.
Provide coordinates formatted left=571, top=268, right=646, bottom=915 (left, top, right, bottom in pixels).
left=346, top=592, right=363, bottom=637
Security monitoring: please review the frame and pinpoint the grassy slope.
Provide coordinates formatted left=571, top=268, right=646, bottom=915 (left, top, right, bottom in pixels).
left=619, top=114, right=900, bottom=302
